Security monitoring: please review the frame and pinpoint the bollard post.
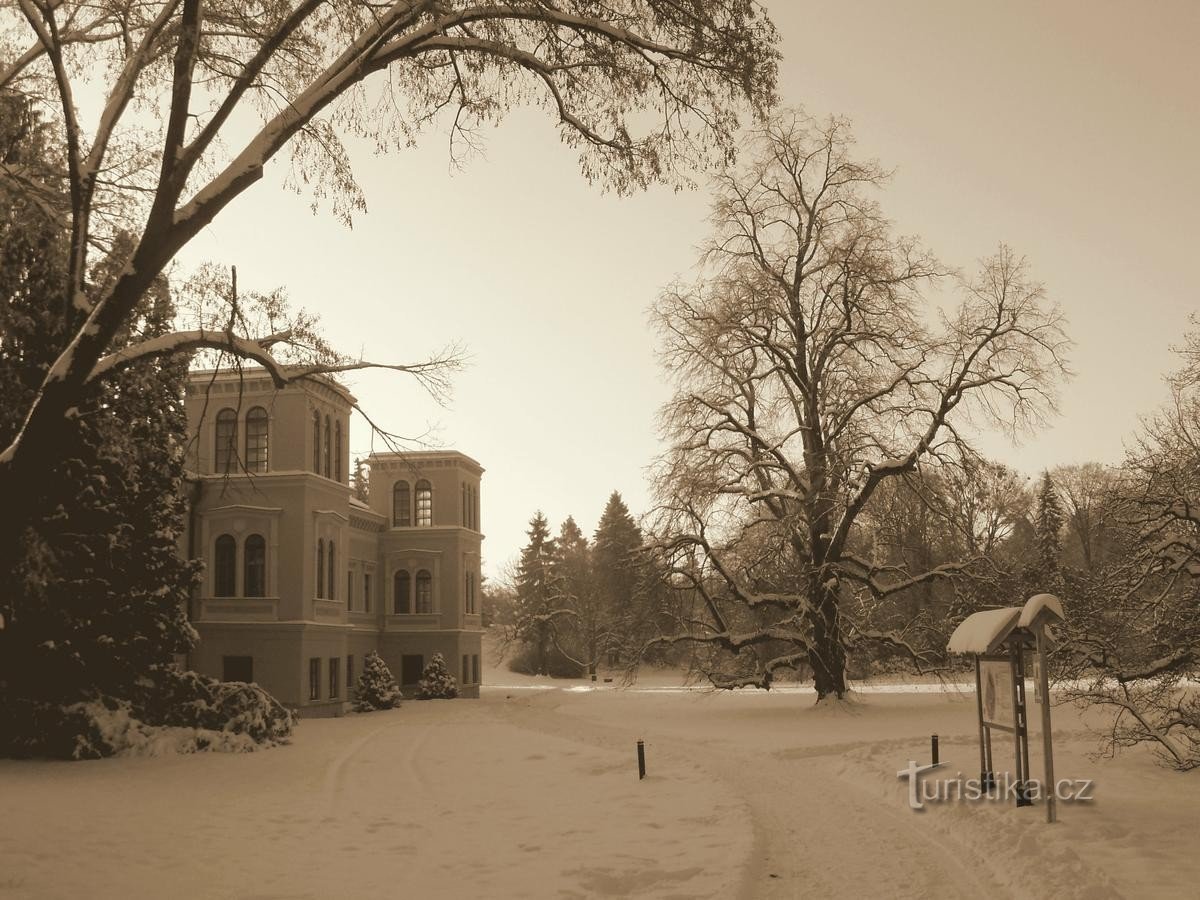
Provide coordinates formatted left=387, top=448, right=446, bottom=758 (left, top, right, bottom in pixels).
left=932, top=734, right=939, bottom=766
left=637, top=739, right=646, bottom=780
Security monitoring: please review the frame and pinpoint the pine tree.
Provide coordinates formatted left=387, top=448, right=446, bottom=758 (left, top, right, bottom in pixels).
left=1031, top=472, right=1066, bottom=595
left=353, top=651, right=402, bottom=711
left=514, top=512, right=557, bottom=675
left=592, top=491, right=644, bottom=663
left=415, top=652, right=458, bottom=699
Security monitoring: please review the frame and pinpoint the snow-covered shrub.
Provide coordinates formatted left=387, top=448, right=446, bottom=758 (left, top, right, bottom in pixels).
left=354, top=651, right=402, bottom=711
left=68, top=698, right=266, bottom=759
left=416, top=653, right=458, bottom=700
left=132, top=665, right=294, bottom=746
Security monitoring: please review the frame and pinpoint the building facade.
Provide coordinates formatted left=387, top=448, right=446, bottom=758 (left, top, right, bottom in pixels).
left=183, top=370, right=484, bottom=714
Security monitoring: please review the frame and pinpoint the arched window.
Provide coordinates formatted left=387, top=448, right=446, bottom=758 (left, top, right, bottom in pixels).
left=392, top=480, right=411, bottom=527
left=312, top=411, right=321, bottom=473
left=215, top=408, right=237, bottom=473
left=327, top=540, right=336, bottom=602
left=416, top=569, right=432, bottom=613
left=393, top=570, right=411, bottom=614
left=245, top=407, right=268, bottom=473
left=214, top=534, right=236, bottom=596
left=416, top=479, right=432, bottom=527
left=244, top=534, right=266, bottom=597
left=323, top=416, right=332, bottom=479
left=316, top=538, right=325, bottom=599
left=334, top=420, right=342, bottom=483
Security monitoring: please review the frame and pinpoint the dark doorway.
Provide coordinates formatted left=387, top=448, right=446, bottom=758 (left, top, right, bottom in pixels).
left=223, top=655, right=253, bottom=683
left=401, top=654, right=424, bottom=686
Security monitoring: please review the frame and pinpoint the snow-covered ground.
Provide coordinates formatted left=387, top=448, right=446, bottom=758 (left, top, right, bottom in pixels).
left=2, top=669, right=1196, bottom=898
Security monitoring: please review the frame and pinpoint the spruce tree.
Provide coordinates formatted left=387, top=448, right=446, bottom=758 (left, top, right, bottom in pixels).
left=415, top=653, right=458, bottom=699
left=592, top=492, right=644, bottom=663
left=514, top=512, right=557, bottom=675
left=351, top=457, right=370, bottom=503
left=552, top=516, right=598, bottom=674
left=1032, top=472, right=1066, bottom=595
left=354, top=651, right=402, bottom=711
left=0, top=94, right=209, bottom=754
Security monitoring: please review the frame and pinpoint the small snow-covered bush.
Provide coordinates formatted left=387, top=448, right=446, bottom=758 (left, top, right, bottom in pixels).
left=354, top=650, right=402, bottom=712
left=416, top=653, right=458, bottom=700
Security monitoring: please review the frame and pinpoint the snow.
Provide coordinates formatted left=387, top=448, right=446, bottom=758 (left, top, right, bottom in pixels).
left=947, top=608, right=1022, bottom=655
left=1, top=663, right=1197, bottom=897
left=1018, top=593, right=1065, bottom=630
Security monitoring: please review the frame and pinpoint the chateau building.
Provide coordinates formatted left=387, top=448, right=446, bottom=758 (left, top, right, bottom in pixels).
left=182, top=370, right=484, bottom=714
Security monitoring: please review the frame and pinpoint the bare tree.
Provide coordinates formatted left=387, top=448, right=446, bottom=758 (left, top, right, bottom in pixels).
left=1060, top=321, right=1200, bottom=769
left=0, top=0, right=779, bottom=550
left=647, top=111, right=1070, bottom=699
left=1052, top=462, right=1119, bottom=571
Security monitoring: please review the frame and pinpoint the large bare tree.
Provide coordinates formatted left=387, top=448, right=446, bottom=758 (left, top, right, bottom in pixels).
left=0, top=0, right=778, bottom=555
left=648, top=111, right=1070, bottom=699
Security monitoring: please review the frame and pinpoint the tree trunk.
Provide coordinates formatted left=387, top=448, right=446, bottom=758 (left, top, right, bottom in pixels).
left=807, top=583, right=847, bottom=699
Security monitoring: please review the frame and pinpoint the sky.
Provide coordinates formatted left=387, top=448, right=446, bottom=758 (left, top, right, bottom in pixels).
left=173, top=0, right=1200, bottom=579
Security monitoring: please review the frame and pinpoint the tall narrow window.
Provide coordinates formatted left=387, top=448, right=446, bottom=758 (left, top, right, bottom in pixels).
left=245, top=407, right=268, bottom=473
left=474, top=485, right=479, bottom=531
left=462, top=654, right=470, bottom=685
left=347, top=656, right=355, bottom=698
left=392, top=481, right=411, bottom=527
left=214, top=534, right=236, bottom=596
left=309, top=657, right=321, bottom=700
left=394, top=570, right=411, bottom=614
left=334, top=420, right=342, bottom=483
left=416, top=480, right=432, bottom=527
left=323, top=416, right=331, bottom=478
left=215, top=409, right=237, bottom=473
left=327, top=541, right=336, bottom=602
left=244, top=534, right=266, bottom=597
left=462, top=483, right=468, bottom=527
left=312, top=410, right=321, bottom=473
left=416, top=569, right=432, bottom=613
left=472, top=654, right=479, bottom=685
left=364, top=573, right=372, bottom=613
left=316, top=538, right=325, bottom=599
left=347, top=570, right=353, bottom=611
left=329, top=656, right=339, bottom=699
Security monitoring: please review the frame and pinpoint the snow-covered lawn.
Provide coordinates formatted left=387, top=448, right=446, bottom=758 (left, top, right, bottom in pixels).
left=2, top=678, right=1196, bottom=899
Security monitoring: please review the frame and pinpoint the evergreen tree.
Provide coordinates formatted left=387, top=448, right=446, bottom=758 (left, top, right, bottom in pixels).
left=415, top=653, right=458, bottom=700
left=1031, top=472, right=1066, bottom=595
left=514, top=512, right=558, bottom=675
left=552, top=516, right=600, bottom=675
left=351, top=457, right=370, bottom=503
left=353, top=651, right=402, bottom=711
left=0, top=96, right=202, bottom=753
left=592, top=492, right=644, bottom=663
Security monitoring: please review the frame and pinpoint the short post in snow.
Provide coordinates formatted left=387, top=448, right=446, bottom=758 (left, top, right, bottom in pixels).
left=931, top=734, right=939, bottom=766
left=637, top=739, right=646, bottom=780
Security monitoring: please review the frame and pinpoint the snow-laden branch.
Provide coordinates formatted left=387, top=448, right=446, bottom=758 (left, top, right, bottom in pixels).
left=85, top=328, right=464, bottom=394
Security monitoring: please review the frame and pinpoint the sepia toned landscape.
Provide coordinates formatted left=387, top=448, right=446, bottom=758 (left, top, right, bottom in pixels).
left=1, top=1, right=1197, bottom=898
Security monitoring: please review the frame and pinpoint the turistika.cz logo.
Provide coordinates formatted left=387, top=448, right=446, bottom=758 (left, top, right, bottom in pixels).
left=896, top=761, right=1095, bottom=811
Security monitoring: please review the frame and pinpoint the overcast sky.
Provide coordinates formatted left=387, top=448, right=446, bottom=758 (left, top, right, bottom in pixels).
left=174, top=0, right=1200, bottom=579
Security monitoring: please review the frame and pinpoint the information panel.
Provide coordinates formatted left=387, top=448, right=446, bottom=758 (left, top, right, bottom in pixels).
left=980, top=658, right=1014, bottom=727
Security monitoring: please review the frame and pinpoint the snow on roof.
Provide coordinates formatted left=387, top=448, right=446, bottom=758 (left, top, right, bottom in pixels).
left=946, top=608, right=1021, bottom=655
left=1018, top=593, right=1065, bottom=630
